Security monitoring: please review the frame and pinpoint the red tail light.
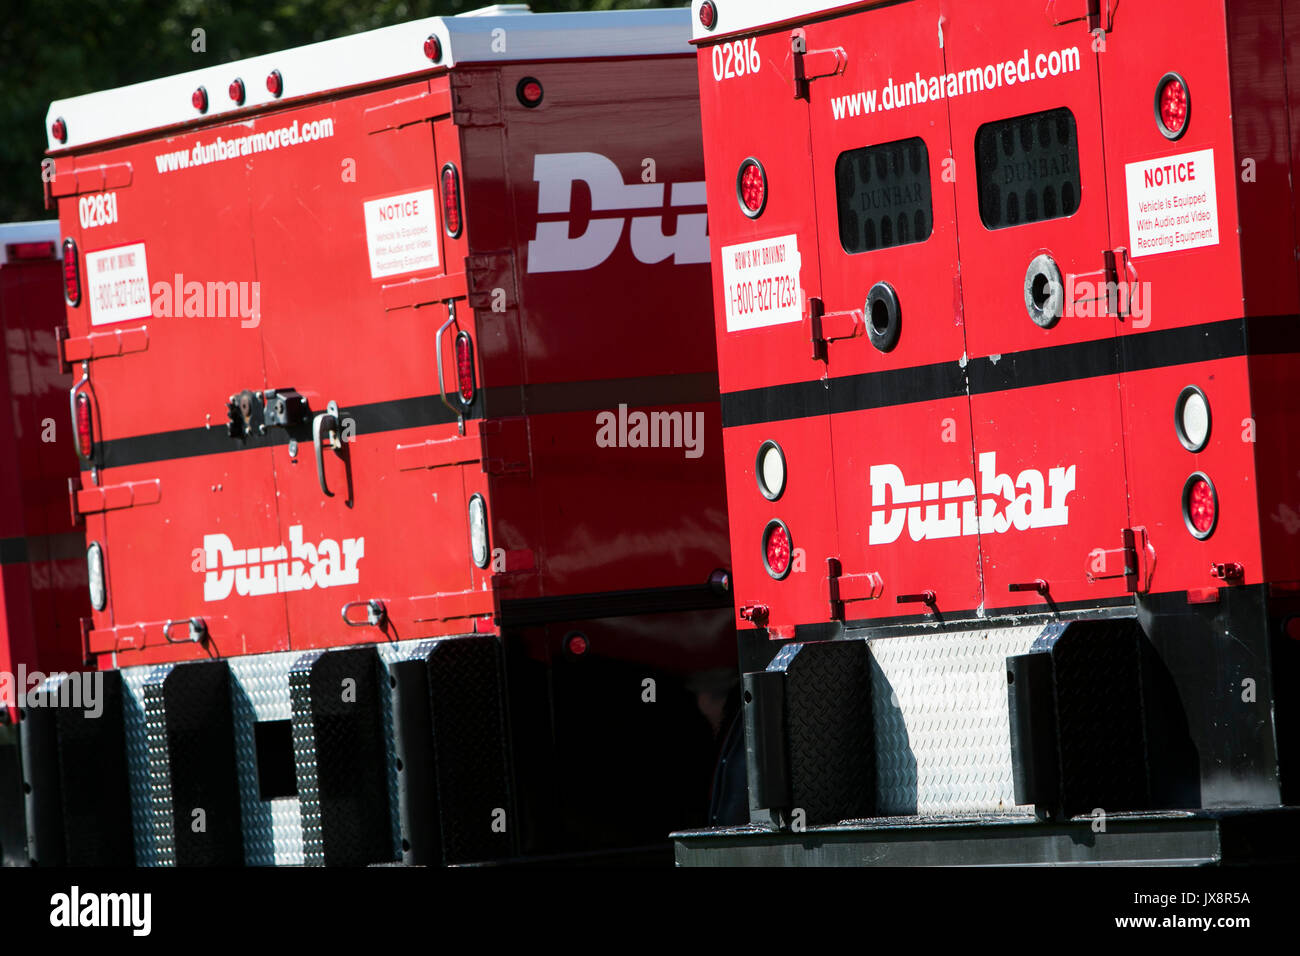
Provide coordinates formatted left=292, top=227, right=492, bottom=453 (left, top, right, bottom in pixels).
left=1183, top=473, right=1217, bottom=538
left=441, top=163, right=463, bottom=238
left=1156, top=73, right=1189, bottom=139
left=517, top=77, right=544, bottom=108
left=192, top=86, right=208, bottom=113
left=267, top=69, right=283, bottom=97
left=62, top=238, right=80, bottom=305
left=565, top=633, right=589, bottom=657
left=6, top=241, right=56, bottom=260
left=763, top=520, right=792, bottom=579
left=454, top=331, right=475, bottom=405
left=51, top=117, right=68, bottom=143
left=424, top=35, right=442, bottom=63
left=737, top=158, right=767, bottom=217
left=699, top=1, right=718, bottom=29
left=229, top=78, right=245, bottom=105
left=75, top=391, right=94, bottom=460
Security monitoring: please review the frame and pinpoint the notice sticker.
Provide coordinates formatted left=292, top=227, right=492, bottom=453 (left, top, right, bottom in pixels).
left=363, top=189, right=439, bottom=279
left=1125, top=149, right=1219, bottom=258
left=720, top=234, right=803, bottom=332
left=85, top=243, right=152, bottom=326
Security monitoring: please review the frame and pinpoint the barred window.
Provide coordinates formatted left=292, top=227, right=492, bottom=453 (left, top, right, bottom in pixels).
left=835, top=137, right=933, bottom=254
left=975, top=107, right=1080, bottom=229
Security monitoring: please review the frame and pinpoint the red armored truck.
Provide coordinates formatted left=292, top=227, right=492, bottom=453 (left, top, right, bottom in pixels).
left=29, top=5, right=733, bottom=866
left=678, top=0, right=1300, bottom=865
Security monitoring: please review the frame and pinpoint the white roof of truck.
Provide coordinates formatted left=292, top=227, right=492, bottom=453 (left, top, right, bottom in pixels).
left=0, top=221, right=61, bottom=265
left=690, top=0, right=870, bottom=42
left=46, top=5, right=692, bottom=152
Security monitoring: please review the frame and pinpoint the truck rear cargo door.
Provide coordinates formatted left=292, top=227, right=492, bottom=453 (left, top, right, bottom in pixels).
left=803, top=0, right=981, bottom=621
left=940, top=1, right=1132, bottom=611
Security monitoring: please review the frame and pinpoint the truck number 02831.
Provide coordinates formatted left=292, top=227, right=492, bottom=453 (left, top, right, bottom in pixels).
left=712, top=37, right=760, bottom=82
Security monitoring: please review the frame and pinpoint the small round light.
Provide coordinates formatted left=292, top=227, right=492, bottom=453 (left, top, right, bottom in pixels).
left=1175, top=385, right=1211, bottom=452
left=424, top=35, right=443, bottom=63
left=87, top=542, right=106, bottom=611
left=699, top=2, right=718, bottom=30
left=565, top=632, right=589, bottom=657
left=517, top=77, right=543, bottom=108
left=1156, top=73, right=1189, bottom=140
left=762, top=520, right=792, bottom=580
left=468, top=493, right=489, bottom=568
left=737, top=158, right=767, bottom=217
left=267, top=69, right=284, bottom=98
left=192, top=86, right=208, bottom=113
left=1183, top=473, right=1217, bottom=539
left=229, top=78, right=245, bottom=105
left=755, top=440, right=786, bottom=501
left=51, top=117, right=67, bottom=143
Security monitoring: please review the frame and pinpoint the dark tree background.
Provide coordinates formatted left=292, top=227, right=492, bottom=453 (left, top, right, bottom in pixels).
left=0, top=0, right=677, bottom=222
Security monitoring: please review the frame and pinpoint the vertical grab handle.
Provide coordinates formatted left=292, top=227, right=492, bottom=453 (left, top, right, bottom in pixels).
left=435, top=300, right=465, bottom=435
left=69, top=362, right=92, bottom=465
left=313, top=400, right=341, bottom=497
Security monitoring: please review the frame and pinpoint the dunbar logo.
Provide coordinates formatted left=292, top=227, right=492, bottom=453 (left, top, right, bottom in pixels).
left=202, top=525, right=364, bottom=601
left=869, top=452, right=1076, bottom=545
left=527, top=152, right=709, bottom=273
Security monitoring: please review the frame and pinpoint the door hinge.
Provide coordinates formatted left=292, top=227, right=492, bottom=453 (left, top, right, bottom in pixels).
left=451, top=72, right=504, bottom=127
left=57, top=324, right=149, bottom=372
left=395, top=416, right=529, bottom=476
left=46, top=160, right=133, bottom=204
left=365, top=88, right=453, bottom=134
left=1047, top=0, right=1116, bottom=32
left=70, top=478, right=162, bottom=522
left=1086, top=526, right=1155, bottom=592
left=466, top=251, right=518, bottom=313
left=825, top=557, right=883, bottom=621
left=791, top=29, right=847, bottom=100
left=1066, top=247, right=1137, bottom=320
left=803, top=296, right=862, bottom=361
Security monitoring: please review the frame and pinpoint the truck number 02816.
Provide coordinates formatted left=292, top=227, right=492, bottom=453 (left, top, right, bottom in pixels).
left=712, top=38, right=760, bottom=82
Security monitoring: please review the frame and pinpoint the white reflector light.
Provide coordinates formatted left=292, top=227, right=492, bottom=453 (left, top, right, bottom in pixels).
left=87, top=542, right=106, bottom=611
left=756, top=440, right=786, bottom=501
left=469, top=494, right=489, bottom=569
left=1176, top=386, right=1210, bottom=452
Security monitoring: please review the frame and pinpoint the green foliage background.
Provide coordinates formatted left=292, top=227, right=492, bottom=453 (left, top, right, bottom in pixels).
left=0, top=0, right=677, bottom=222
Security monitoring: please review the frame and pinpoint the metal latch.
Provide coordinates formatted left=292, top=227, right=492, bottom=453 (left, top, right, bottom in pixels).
left=226, top=388, right=308, bottom=439
left=791, top=29, right=847, bottom=100
left=825, top=558, right=883, bottom=620
left=803, top=296, right=863, bottom=361
left=1086, top=526, right=1155, bottom=592
left=341, top=599, right=387, bottom=628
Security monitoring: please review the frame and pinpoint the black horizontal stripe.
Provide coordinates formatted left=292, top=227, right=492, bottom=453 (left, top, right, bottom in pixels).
left=723, top=315, right=1293, bottom=428
left=0, top=531, right=86, bottom=566
left=85, top=372, right=719, bottom=472
left=500, top=582, right=731, bottom=627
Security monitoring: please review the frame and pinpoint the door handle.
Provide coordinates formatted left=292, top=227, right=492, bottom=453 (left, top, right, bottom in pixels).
left=435, top=300, right=466, bottom=435
left=313, top=400, right=342, bottom=497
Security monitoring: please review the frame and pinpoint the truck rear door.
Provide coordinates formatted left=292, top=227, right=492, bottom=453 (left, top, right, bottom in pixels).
left=803, top=0, right=980, bottom=621
left=55, top=141, right=287, bottom=664
left=699, top=22, right=838, bottom=635
left=940, top=2, right=1132, bottom=611
left=248, top=74, right=485, bottom=647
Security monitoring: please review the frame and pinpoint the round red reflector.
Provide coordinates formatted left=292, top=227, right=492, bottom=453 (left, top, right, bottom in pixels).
left=763, top=520, right=792, bottom=580
left=566, top=633, right=589, bottom=656
left=424, top=35, right=442, bottom=62
left=737, top=158, right=767, bottom=217
left=454, top=331, right=475, bottom=405
left=1156, top=73, right=1189, bottom=139
left=517, top=77, right=543, bottom=108
left=51, top=117, right=67, bottom=143
left=192, top=86, right=208, bottom=113
left=699, top=2, right=718, bottom=30
left=75, top=391, right=94, bottom=460
left=229, top=78, right=245, bottom=105
left=1183, top=473, right=1217, bottom=538
left=267, top=69, right=284, bottom=97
